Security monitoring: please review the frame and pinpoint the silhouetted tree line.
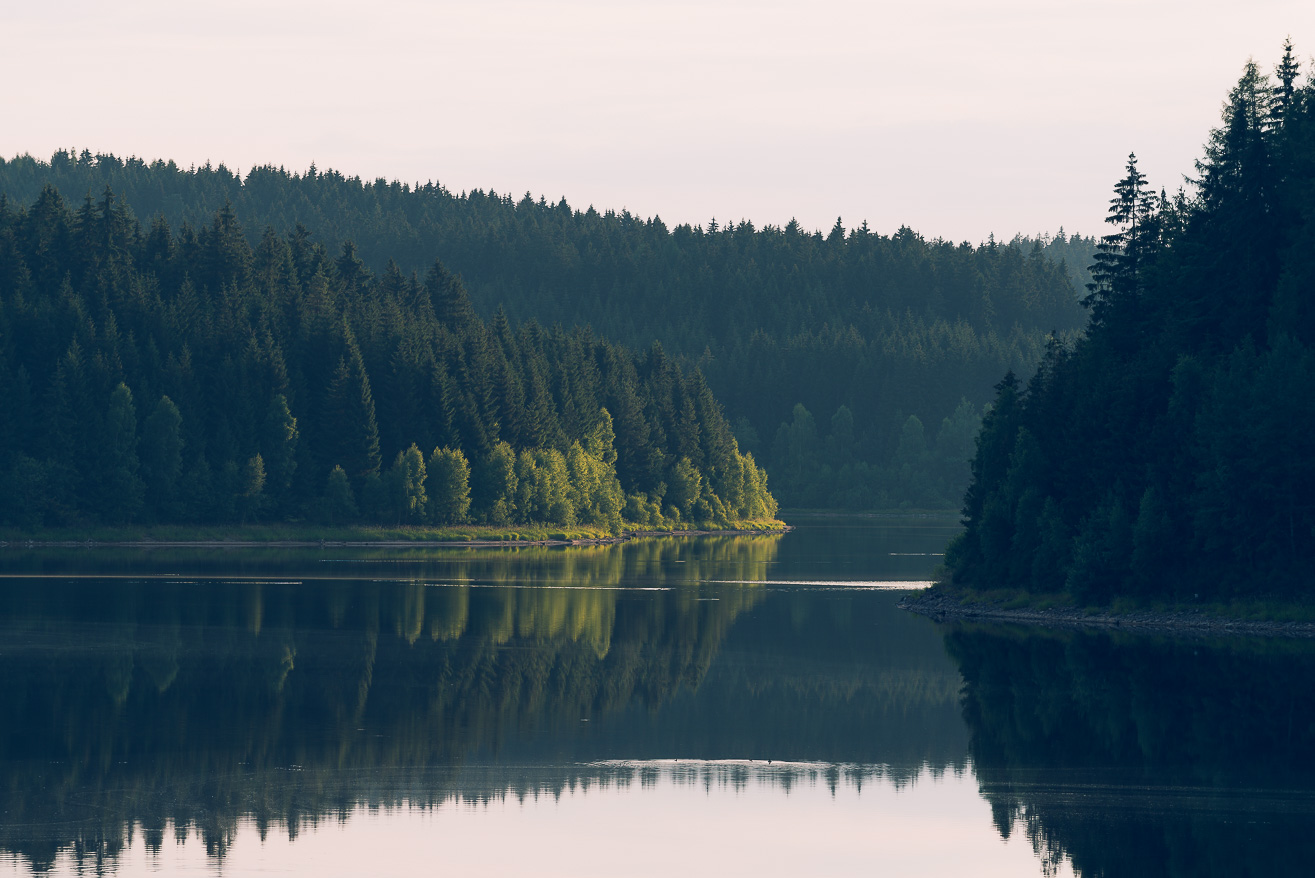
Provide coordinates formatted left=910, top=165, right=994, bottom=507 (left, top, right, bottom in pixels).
left=948, top=42, right=1315, bottom=601
left=0, top=189, right=777, bottom=528
left=0, top=150, right=1086, bottom=509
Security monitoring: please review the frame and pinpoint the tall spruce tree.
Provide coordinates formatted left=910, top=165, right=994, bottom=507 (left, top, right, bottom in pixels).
left=97, top=383, right=145, bottom=523
left=141, top=395, right=184, bottom=519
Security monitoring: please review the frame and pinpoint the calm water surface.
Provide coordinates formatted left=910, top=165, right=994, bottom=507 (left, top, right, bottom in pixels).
left=1, top=515, right=1312, bottom=876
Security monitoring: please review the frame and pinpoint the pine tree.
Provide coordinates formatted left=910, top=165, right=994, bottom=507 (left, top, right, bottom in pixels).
left=97, top=383, right=145, bottom=523
left=141, top=395, right=184, bottom=519
left=1086, top=153, right=1154, bottom=320
left=323, top=465, right=357, bottom=524
left=1271, top=38, right=1301, bottom=129
left=262, top=394, right=299, bottom=511
left=325, top=330, right=381, bottom=489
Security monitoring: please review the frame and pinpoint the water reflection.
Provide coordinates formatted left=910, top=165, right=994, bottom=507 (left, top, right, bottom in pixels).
left=0, top=533, right=783, bottom=586
left=946, top=624, right=1315, bottom=877
left=0, top=529, right=967, bottom=874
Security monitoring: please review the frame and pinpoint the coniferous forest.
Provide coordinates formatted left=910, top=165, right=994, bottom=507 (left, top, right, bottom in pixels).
left=946, top=42, right=1315, bottom=603
left=0, top=152, right=1087, bottom=510
left=0, top=188, right=778, bottom=530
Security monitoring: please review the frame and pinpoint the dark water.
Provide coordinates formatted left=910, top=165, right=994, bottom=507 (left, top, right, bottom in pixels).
left=1, top=515, right=1312, bottom=876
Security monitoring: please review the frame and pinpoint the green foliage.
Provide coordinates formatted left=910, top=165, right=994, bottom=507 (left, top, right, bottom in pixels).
left=141, top=395, right=184, bottom=519
left=1009, top=228, right=1099, bottom=296
left=0, top=149, right=1086, bottom=511
left=1065, top=490, right=1131, bottom=605
left=326, top=340, right=382, bottom=490
left=473, top=441, right=518, bottom=525
left=262, top=394, right=298, bottom=510
left=388, top=444, right=427, bottom=524
left=98, top=383, right=144, bottom=523
left=948, top=44, right=1315, bottom=604
left=426, top=446, right=471, bottom=525
left=2, top=455, right=50, bottom=528
left=239, top=453, right=267, bottom=522
left=527, top=447, right=573, bottom=525
left=323, top=465, right=357, bottom=524
left=667, top=457, right=702, bottom=522
left=0, top=185, right=777, bottom=530
left=763, top=397, right=983, bottom=510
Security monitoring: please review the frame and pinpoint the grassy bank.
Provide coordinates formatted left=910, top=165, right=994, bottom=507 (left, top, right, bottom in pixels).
left=0, top=519, right=789, bottom=546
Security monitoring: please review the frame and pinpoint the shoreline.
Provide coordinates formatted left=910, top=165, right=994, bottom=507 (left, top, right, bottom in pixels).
left=0, top=525, right=791, bottom=551
left=899, top=588, right=1315, bottom=639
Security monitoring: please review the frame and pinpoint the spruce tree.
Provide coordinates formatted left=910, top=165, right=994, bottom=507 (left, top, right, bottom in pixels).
left=1086, top=153, right=1152, bottom=320
left=325, top=334, right=381, bottom=489
left=98, top=383, right=145, bottom=523
left=1272, top=38, right=1300, bottom=129
left=261, top=394, right=299, bottom=511
left=141, top=395, right=184, bottom=519
left=323, top=465, right=357, bottom=524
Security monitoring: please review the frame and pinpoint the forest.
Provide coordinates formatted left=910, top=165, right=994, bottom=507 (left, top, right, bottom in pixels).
left=946, top=41, right=1315, bottom=603
left=0, top=152, right=1089, bottom=509
left=0, top=188, right=778, bottom=530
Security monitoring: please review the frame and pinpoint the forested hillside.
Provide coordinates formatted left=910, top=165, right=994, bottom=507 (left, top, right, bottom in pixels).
left=0, top=153, right=1087, bottom=508
left=0, top=188, right=777, bottom=530
left=1009, top=230, right=1098, bottom=295
left=947, top=42, right=1315, bottom=603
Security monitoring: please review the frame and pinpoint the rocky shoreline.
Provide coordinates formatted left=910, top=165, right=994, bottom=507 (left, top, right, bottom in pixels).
left=899, top=588, right=1315, bottom=639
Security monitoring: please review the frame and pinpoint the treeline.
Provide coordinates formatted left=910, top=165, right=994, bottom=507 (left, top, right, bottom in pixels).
left=947, top=42, right=1315, bottom=602
left=0, top=189, right=777, bottom=529
left=0, top=151, right=1087, bottom=509
left=763, top=399, right=981, bottom=508
left=1008, top=229, right=1098, bottom=295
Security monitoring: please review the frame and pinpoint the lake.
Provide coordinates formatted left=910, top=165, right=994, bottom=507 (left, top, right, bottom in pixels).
left=1, top=515, right=1313, bottom=877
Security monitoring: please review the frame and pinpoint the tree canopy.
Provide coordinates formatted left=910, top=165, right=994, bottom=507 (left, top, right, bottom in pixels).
left=946, top=45, right=1315, bottom=602
left=0, top=188, right=775, bottom=529
left=0, top=151, right=1087, bottom=509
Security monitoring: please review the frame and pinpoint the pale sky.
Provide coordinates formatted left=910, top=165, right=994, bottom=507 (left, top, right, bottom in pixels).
left=4, top=0, right=1312, bottom=241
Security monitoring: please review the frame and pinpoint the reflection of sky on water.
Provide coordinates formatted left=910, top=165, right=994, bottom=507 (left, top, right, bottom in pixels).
left=4, top=519, right=1312, bottom=876
left=0, top=766, right=1067, bottom=878
left=0, top=520, right=981, bottom=875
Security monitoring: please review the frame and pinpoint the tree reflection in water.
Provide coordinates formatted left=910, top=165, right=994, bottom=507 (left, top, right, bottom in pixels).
left=0, top=533, right=968, bottom=874
left=946, top=623, right=1315, bottom=878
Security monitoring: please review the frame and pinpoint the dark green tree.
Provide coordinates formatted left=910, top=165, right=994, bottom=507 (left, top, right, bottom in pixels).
left=261, top=394, right=298, bottom=513
left=141, top=395, right=184, bottom=519
left=97, top=383, right=145, bottom=523
left=325, top=338, right=381, bottom=490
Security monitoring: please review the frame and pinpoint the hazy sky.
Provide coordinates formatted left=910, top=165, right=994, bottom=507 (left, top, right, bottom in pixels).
left=4, top=1, right=1312, bottom=241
